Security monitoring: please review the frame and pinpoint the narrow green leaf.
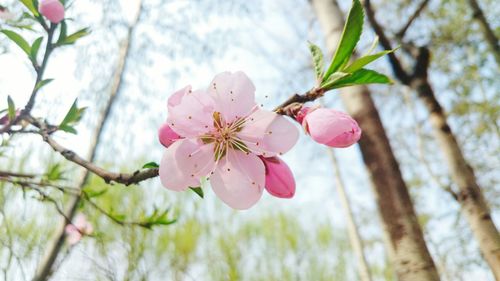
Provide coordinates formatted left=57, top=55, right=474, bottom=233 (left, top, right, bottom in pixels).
left=84, top=189, right=107, bottom=198
left=35, top=78, right=54, bottom=90
left=308, top=41, right=324, bottom=81
left=343, top=49, right=395, bottom=73
left=58, top=28, right=90, bottom=45
left=142, top=162, right=159, bottom=169
left=58, top=124, right=77, bottom=134
left=19, top=0, right=39, bottom=16
left=1, top=30, right=31, bottom=55
left=321, top=72, right=351, bottom=90
left=57, top=21, right=67, bottom=44
left=365, top=36, right=379, bottom=56
left=7, top=96, right=15, bottom=121
left=59, top=99, right=86, bottom=134
left=189, top=187, right=204, bottom=198
left=323, top=0, right=364, bottom=80
left=30, top=36, right=43, bottom=63
left=328, top=68, right=392, bottom=89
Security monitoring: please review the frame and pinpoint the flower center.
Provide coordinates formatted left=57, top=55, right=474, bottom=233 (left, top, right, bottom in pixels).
left=201, top=112, right=249, bottom=160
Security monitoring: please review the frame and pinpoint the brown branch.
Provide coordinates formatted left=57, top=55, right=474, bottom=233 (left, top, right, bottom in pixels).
left=0, top=171, right=35, bottom=178
left=467, top=0, right=500, bottom=65
left=364, top=0, right=411, bottom=84
left=395, top=0, right=430, bottom=39
left=273, top=87, right=325, bottom=115
left=29, top=116, right=158, bottom=186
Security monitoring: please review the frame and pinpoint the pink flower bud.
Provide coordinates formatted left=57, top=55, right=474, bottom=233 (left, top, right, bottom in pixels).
left=0, top=109, right=21, bottom=125
left=302, top=108, right=361, bottom=148
left=39, top=0, right=64, bottom=24
left=158, top=122, right=181, bottom=148
left=261, top=156, right=295, bottom=199
left=294, top=106, right=310, bottom=124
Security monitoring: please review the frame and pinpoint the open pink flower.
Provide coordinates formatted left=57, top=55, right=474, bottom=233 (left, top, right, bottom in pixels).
left=65, top=214, right=93, bottom=245
left=39, top=0, right=64, bottom=24
left=159, top=71, right=299, bottom=209
left=261, top=156, right=295, bottom=198
left=158, top=123, right=182, bottom=148
left=301, top=107, right=361, bottom=148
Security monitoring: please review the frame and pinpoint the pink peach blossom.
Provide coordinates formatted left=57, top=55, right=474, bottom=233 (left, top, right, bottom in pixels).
left=302, top=107, right=361, bottom=148
left=38, top=0, right=64, bottom=24
left=65, top=214, right=93, bottom=245
left=159, top=71, right=299, bottom=209
left=261, top=156, right=295, bottom=198
left=158, top=123, right=182, bottom=148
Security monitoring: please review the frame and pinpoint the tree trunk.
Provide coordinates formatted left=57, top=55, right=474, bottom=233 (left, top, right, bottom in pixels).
left=310, top=0, right=441, bottom=280
left=412, top=78, right=500, bottom=280
left=326, top=148, right=372, bottom=281
left=32, top=4, right=142, bottom=280
left=363, top=0, right=500, bottom=276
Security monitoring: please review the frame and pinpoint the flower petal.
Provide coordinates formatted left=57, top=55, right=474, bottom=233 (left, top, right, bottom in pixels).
left=167, top=89, right=215, bottom=138
left=208, top=71, right=256, bottom=123
left=159, top=139, right=215, bottom=191
left=210, top=150, right=265, bottom=210
left=237, top=109, right=299, bottom=157
left=158, top=123, right=182, bottom=148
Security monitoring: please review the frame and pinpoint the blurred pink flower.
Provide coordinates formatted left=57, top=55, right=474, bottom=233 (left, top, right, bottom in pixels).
left=261, top=156, right=295, bottom=198
left=65, top=214, right=93, bottom=245
left=0, top=109, right=20, bottom=125
left=158, top=123, right=182, bottom=148
left=0, top=7, right=14, bottom=21
left=159, top=71, right=299, bottom=209
left=302, top=107, right=361, bottom=148
left=39, top=0, right=64, bottom=24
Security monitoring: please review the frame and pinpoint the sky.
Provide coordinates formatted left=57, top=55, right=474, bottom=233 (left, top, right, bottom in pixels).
left=0, top=0, right=498, bottom=280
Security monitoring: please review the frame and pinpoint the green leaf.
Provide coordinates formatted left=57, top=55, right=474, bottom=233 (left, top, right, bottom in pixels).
left=320, top=72, right=351, bottom=89
left=1, top=30, right=31, bottom=56
left=142, top=162, right=159, bottom=169
left=58, top=124, right=77, bottom=134
left=327, top=68, right=392, bottom=89
left=343, top=49, right=395, bottom=73
left=45, top=163, right=66, bottom=181
left=189, top=187, right=204, bottom=199
left=58, top=28, right=90, bottom=45
left=35, top=78, right=54, bottom=90
left=59, top=99, right=86, bottom=134
left=308, top=41, right=324, bottom=81
left=7, top=95, right=15, bottom=121
left=19, top=0, right=39, bottom=16
left=30, top=36, right=43, bottom=63
left=57, top=21, right=67, bottom=44
left=84, top=189, right=107, bottom=198
left=323, top=0, right=364, bottom=80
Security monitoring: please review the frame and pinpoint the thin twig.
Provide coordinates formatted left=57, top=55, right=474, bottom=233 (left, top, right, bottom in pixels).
left=395, top=0, right=430, bottom=39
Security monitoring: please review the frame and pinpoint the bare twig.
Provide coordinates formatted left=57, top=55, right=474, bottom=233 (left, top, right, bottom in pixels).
left=395, top=0, right=430, bottom=39
left=0, top=171, right=35, bottom=178
left=364, top=0, right=411, bottom=84
left=467, top=0, right=500, bottom=65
